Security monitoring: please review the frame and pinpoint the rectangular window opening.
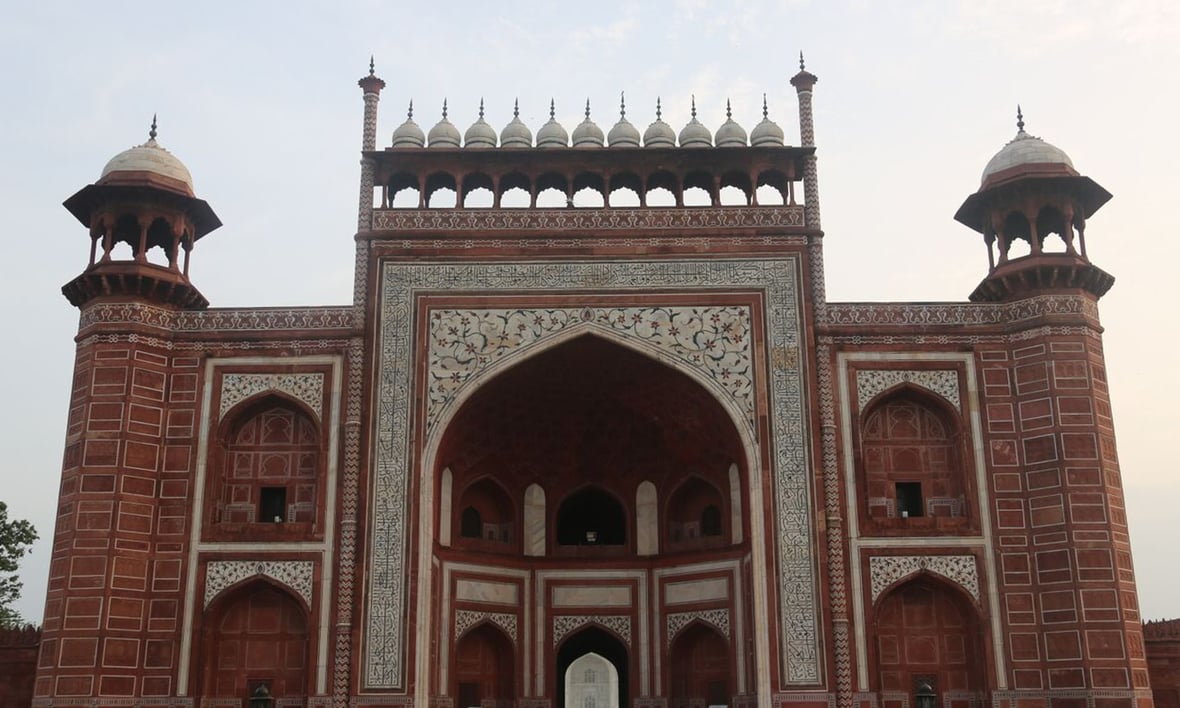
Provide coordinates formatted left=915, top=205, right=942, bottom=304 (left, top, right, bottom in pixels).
left=896, top=482, right=924, bottom=518
left=260, top=486, right=287, bottom=523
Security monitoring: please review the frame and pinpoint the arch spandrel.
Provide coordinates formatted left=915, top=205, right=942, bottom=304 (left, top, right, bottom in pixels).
left=868, top=554, right=981, bottom=607
left=426, top=306, right=755, bottom=436
left=855, top=369, right=961, bottom=415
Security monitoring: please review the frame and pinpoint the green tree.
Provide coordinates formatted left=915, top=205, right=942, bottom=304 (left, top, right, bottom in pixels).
left=0, top=501, right=38, bottom=628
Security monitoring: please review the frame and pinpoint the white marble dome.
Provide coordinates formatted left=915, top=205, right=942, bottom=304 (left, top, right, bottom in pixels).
left=643, top=98, right=676, bottom=148
left=607, top=94, right=640, bottom=147
left=750, top=96, right=784, bottom=147
left=536, top=100, right=569, bottom=148
left=678, top=98, right=712, bottom=148
left=391, top=101, right=426, bottom=148
left=463, top=100, right=497, bottom=148
left=99, top=119, right=194, bottom=196
left=713, top=100, right=747, bottom=147
left=427, top=101, right=462, bottom=148
left=500, top=100, right=533, bottom=147
left=981, top=111, right=1074, bottom=186
left=571, top=100, right=604, bottom=147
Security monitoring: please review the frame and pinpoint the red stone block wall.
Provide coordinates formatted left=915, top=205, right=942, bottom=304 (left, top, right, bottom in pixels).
left=978, top=324, right=1149, bottom=699
left=0, top=626, right=41, bottom=708
left=1145, top=620, right=1180, bottom=708
left=36, top=339, right=200, bottom=701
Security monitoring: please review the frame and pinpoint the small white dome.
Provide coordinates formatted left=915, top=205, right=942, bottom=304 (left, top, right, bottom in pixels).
left=536, top=99, right=569, bottom=148
left=749, top=95, right=784, bottom=147
left=427, top=100, right=461, bottom=148
left=643, top=98, right=676, bottom=147
left=678, top=97, right=712, bottom=148
left=99, top=117, right=194, bottom=196
left=571, top=100, right=604, bottom=147
left=464, top=99, right=497, bottom=148
left=500, top=99, right=533, bottom=147
left=391, top=101, right=425, bottom=148
left=607, top=93, right=640, bottom=147
left=713, top=100, right=747, bottom=147
left=980, top=108, right=1074, bottom=186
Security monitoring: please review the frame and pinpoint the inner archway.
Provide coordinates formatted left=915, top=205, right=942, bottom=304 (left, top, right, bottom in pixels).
left=453, top=623, right=515, bottom=708
left=557, top=627, right=628, bottom=708
left=669, top=623, right=731, bottom=706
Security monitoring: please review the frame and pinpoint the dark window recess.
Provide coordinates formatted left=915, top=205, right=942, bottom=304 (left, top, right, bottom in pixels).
left=259, top=487, right=287, bottom=522
left=896, top=482, right=924, bottom=518
left=701, top=504, right=723, bottom=537
left=460, top=506, right=482, bottom=538
left=557, top=487, right=626, bottom=545
left=457, top=682, right=479, bottom=708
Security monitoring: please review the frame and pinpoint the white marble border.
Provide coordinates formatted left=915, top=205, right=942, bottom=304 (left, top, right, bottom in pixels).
left=367, top=257, right=818, bottom=698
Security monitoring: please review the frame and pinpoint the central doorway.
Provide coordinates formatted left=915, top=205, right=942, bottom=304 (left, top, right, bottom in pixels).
left=557, top=627, right=628, bottom=708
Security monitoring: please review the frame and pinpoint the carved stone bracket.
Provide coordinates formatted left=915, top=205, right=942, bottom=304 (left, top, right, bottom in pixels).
left=204, top=560, right=315, bottom=609
left=868, top=555, right=980, bottom=604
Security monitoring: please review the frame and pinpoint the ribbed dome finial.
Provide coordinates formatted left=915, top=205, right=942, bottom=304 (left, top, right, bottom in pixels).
left=799, top=51, right=805, bottom=71
left=691, top=95, right=698, bottom=119
left=620, top=91, right=626, bottom=119
left=549, top=98, right=556, bottom=120
left=762, top=94, right=769, bottom=120
left=442, top=98, right=448, bottom=120
left=369, top=55, right=375, bottom=76
left=1016, top=104, right=1024, bottom=132
left=726, top=99, right=732, bottom=120
left=607, top=91, right=640, bottom=147
left=514, top=98, right=520, bottom=119
left=149, top=114, right=157, bottom=142
left=656, top=97, right=662, bottom=121
left=479, top=98, right=485, bottom=120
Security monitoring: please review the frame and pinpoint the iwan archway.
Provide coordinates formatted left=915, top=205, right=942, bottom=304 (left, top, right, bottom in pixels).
left=424, top=330, right=757, bottom=703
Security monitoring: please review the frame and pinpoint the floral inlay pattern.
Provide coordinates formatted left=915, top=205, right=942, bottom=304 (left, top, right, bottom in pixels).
left=868, top=555, right=979, bottom=604
left=219, top=373, right=324, bottom=421
left=453, top=610, right=518, bottom=643
left=204, top=560, right=315, bottom=608
left=667, top=608, right=731, bottom=641
left=552, top=615, right=632, bottom=647
left=855, top=369, right=960, bottom=413
left=427, top=306, right=753, bottom=433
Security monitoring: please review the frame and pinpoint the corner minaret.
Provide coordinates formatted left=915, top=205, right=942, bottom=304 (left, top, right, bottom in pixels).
left=954, top=107, right=1113, bottom=301
left=61, top=117, right=221, bottom=309
left=790, top=51, right=820, bottom=230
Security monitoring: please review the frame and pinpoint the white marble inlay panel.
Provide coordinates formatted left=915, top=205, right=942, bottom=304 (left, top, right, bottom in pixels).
left=868, top=555, right=980, bottom=603
left=855, top=369, right=960, bottom=413
left=665, top=577, right=729, bottom=605
left=552, top=615, right=632, bottom=647
left=219, top=372, right=324, bottom=421
left=204, top=560, right=314, bottom=608
left=454, top=610, right=518, bottom=643
left=455, top=579, right=519, bottom=606
left=552, top=586, right=632, bottom=608
left=667, top=608, right=731, bottom=640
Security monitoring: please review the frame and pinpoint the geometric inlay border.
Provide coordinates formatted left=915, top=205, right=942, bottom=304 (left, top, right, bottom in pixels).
left=855, top=369, right=960, bottom=413
left=367, top=257, right=817, bottom=688
left=219, top=372, right=325, bottom=421
left=868, top=554, right=980, bottom=604
left=203, top=560, right=315, bottom=609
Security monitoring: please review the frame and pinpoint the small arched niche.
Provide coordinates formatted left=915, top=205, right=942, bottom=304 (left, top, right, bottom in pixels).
left=557, top=486, right=626, bottom=548
left=453, top=623, right=515, bottom=707
left=860, top=389, right=968, bottom=532
left=455, top=477, right=515, bottom=548
left=557, top=627, right=628, bottom=708
left=669, top=622, right=731, bottom=706
left=665, top=475, right=727, bottom=550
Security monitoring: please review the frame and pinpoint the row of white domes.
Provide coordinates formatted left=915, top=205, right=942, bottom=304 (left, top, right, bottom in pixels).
left=391, top=96, right=787, bottom=149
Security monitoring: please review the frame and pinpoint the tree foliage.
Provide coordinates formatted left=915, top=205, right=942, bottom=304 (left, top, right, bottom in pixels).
left=0, top=501, right=38, bottom=628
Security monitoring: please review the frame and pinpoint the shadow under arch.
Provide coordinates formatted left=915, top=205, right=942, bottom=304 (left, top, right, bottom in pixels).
left=557, top=626, right=629, bottom=708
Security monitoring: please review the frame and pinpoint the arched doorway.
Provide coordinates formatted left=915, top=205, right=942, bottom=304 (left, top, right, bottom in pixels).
left=874, top=578, right=985, bottom=701
left=201, top=581, right=309, bottom=700
left=669, top=623, right=731, bottom=707
left=453, top=623, right=515, bottom=708
left=557, top=626, right=629, bottom=708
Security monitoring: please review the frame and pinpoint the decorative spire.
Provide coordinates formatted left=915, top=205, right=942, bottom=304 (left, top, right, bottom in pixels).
left=799, top=51, right=805, bottom=70
left=656, top=97, right=662, bottom=121
left=762, top=94, right=769, bottom=120
left=726, top=99, right=732, bottom=120
left=549, top=98, right=556, bottom=120
left=479, top=98, right=485, bottom=120
left=691, top=95, right=697, bottom=120
left=584, top=98, right=591, bottom=119
left=442, top=98, right=448, bottom=120
left=620, top=92, right=626, bottom=119
left=149, top=114, right=157, bottom=141
left=1016, top=104, right=1025, bottom=132
left=369, top=55, right=375, bottom=76
left=407, top=100, right=414, bottom=120
left=513, top=98, right=520, bottom=119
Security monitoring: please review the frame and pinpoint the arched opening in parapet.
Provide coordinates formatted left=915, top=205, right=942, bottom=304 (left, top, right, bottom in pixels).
left=573, top=187, right=605, bottom=207
left=461, top=172, right=495, bottom=208
left=537, top=172, right=569, bottom=207
left=719, top=185, right=748, bottom=206
left=500, top=172, right=532, bottom=207
left=757, top=169, right=789, bottom=206
left=389, top=172, right=421, bottom=208
left=684, top=170, right=713, bottom=206
left=608, top=172, right=643, bottom=207
left=426, top=172, right=458, bottom=208
left=200, top=580, right=310, bottom=700
left=669, top=622, right=731, bottom=706
left=646, top=170, right=678, bottom=206
left=558, top=630, right=628, bottom=708
left=646, top=187, right=676, bottom=207
left=719, top=171, right=752, bottom=205
left=1002, top=211, right=1032, bottom=258
left=608, top=187, right=640, bottom=207
left=1036, top=205, right=1070, bottom=253
left=145, top=216, right=175, bottom=267
left=872, top=576, right=986, bottom=699
left=452, top=623, right=515, bottom=708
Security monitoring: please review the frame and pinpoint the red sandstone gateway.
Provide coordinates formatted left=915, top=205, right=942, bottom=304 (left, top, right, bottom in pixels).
left=35, top=58, right=1156, bottom=708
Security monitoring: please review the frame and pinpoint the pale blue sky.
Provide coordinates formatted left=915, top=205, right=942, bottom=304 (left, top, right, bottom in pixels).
left=1, top=1, right=1177, bottom=622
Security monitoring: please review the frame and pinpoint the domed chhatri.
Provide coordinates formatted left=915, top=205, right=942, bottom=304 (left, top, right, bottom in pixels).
left=642, top=98, right=676, bottom=148
left=750, top=95, right=785, bottom=147
left=98, top=115, right=195, bottom=197
left=500, top=99, right=533, bottom=147
left=391, top=101, right=426, bottom=148
left=571, top=99, right=605, bottom=148
left=536, top=99, right=569, bottom=148
left=714, top=99, right=748, bottom=147
left=678, top=96, right=712, bottom=148
left=427, top=100, right=462, bottom=148
left=464, top=99, right=498, bottom=148
left=979, top=106, right=1076, bottom=188
left=607, top=93, right=641, bottom=148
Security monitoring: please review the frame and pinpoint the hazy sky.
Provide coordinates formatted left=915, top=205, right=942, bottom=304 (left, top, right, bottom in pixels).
left=1, top=1, right=1177, bottom=623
